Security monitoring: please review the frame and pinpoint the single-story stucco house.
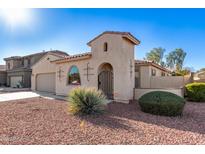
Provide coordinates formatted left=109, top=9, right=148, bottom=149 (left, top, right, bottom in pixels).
left=30, top=31, right=189, bottom=102
left=31, top=31, right=140, bottom=102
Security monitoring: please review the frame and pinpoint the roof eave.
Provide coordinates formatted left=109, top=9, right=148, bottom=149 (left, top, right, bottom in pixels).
left=135, top=61, right=171, bottom=73
left=52, top=54, right=92, bottom=64
left=122, top=35, right=140, bottom=45
left=87, top=31, right=140, bottom=46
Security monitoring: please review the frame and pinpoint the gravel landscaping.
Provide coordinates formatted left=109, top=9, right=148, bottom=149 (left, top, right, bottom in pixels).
left=0, top=98, right=204, bottom=144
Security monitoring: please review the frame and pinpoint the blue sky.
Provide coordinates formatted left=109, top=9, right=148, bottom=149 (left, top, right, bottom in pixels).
left=0, top=9, right=204, bottom=70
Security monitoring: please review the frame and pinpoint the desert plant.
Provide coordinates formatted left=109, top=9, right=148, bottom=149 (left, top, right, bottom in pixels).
left=185, top=82, right=205, bottom=102
left=139, top=91, right=185, bottom=116
left=68, top=87, right=107, bottom=115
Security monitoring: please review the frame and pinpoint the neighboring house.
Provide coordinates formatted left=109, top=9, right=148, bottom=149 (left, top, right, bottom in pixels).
left=4, top=50, right=68, bottom=88
left=32, top=31, right=140, bottom=102
left=135, top=60, right=171, bottom=88
left=194, top=71, right=205, bottom=82
left=0, top=65, right=7, bottom=86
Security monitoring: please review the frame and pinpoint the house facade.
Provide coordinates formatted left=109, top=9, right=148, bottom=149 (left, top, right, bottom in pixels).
left=31, top=31, right=140, bottom=102
left=4, top=50, right=68, bottom=88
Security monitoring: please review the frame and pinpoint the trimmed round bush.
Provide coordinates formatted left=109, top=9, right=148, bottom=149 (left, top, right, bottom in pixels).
left=68, top=87, right=107, bottom=115
left=139, top=91, right=185, bottom=116
left=185, top=82, right=205, bottom=102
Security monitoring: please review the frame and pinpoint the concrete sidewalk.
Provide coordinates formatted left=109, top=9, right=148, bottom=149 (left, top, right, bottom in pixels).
left=0, top=91, right=67, bottom=102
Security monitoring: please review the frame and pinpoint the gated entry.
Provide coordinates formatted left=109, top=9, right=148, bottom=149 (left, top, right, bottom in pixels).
left=98, top=70, right=113, bottom=99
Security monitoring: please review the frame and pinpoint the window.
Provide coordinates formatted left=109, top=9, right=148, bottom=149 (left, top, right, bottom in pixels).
left=135, top=77, right=140, bottom=88
left=68, top=66, right=81, bottom=85
left=7, top=63, right=10, bottom=70
left=151, top=69, right=156, bottom=76
left=161, top=72, right=165, bottom=76
left=28, top=59, right=31, bottom=66
left=104, top=42, right=108, bottom=52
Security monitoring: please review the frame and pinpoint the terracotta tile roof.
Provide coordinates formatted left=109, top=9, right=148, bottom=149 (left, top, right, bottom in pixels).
left=52, top=52, right=92, bottom=63
left=0, top=65, right=6, bottom=71
left=135, top=60, right=171, bottom=73
left=87, top=31, right=140, bottom=46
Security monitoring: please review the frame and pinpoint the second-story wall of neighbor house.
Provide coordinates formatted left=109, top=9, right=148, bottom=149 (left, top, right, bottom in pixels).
left=30, top=53, right=45, bottom=67
left=5, top=60, right=12, bottom=70
left=5, top=52, right=47, bottom=70
left=5, top=59, right=22, bottom=70
left=6, top=58, right=24, bottom=70
left=23, top=53, right=46, bottom=68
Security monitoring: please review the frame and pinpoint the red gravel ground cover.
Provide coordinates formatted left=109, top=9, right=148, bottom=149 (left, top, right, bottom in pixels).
left=0, top=97, right=204, bottom=144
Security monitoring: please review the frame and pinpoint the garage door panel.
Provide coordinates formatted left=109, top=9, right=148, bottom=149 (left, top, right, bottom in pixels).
left=36, top=73, right=55, bottom=93
left=10, top=76, right=22, bottom=88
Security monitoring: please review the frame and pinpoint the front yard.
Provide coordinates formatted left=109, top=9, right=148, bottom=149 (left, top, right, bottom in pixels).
left=0, top=98, right=204, bottom=144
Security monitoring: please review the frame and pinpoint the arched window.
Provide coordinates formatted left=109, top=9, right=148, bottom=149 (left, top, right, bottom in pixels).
left=104, top=42, right=108, bottom=52
left=68, top=66, right=81, bottom=85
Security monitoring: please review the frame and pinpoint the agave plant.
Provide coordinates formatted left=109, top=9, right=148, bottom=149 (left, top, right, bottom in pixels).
left=68, top=87, right=107, bottom=115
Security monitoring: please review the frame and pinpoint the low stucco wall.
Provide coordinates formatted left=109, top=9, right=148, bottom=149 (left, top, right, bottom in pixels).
left=134, top=88, right=184, bottom=100
left=150, top=74, right=192, bottom=89
left=150, top=76, right=184, bottom=88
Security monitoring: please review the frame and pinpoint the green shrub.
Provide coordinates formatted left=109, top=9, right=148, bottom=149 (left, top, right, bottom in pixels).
left=68, top=87, right=107, bottom=115
left=185, top=82, right=205, bottom=102
left=139, top=91, right=185, bottom=116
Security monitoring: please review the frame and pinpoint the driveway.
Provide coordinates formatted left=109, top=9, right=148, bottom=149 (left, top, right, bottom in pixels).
left=0, top=91, right=67, bottom=102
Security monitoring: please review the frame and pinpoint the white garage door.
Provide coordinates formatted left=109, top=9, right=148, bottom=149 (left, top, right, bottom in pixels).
left=36, top=73, right=56, bottom=93
left=10, top=76, right=23, bottom=88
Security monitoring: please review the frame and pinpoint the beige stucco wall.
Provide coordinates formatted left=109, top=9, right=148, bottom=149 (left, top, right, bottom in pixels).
left=55, top=33, right=136, bottom=102
left=55, top=59, right=95, bottom=96
left=137, top=65, right=177, bottom=89
left=139, top=66, right=151, bottom=88
left=150, top=76, right=185, bottom=88
left=134, top=88, right=184, bottom=100
left=31, top=54, right=60, bottom=91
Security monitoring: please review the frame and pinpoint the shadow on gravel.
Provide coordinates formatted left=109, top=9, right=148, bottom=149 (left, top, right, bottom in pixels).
left=79, top=112, right=133, bottom=130
left=86, top=101, right=205, bottom=134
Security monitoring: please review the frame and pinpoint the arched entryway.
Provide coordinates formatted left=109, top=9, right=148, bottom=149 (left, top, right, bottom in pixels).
left=98, top=63, right=113, bottom=99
